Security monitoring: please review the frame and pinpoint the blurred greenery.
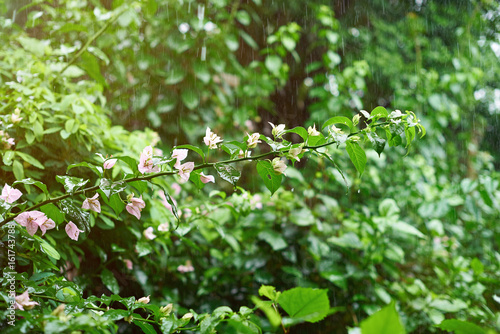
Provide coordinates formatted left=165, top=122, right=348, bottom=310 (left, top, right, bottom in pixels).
left=0, top=0, right=499, bottom=333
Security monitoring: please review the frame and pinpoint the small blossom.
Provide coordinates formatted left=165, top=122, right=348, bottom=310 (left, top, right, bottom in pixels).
left=123, top=259, right=133, bottom=270
left=0, top=184, right=22, bottom=203
left=182, top=312, right=194, bottom=320
left=287, top=146, right=305, bottom=162
left=138, top=146, right=160, bottom=174
left=103, top=158, right=117, bottom=169
left=126, top=195, right=146, bottom=220
left=158, top=222, right=170, bottom=232
left=14, top=211, right=46, bottom=236
left=238, top=150, right=251, bottom=158
left=177, top=260, right=195, bottom=273
left=39, top=217, right=55, bottom=236
left=177, top=162, right=194, bottom=183
left=136, top=295, right=150, bottom=304
left=330, top=125, right=344, bottom=134
left=14, top=291, right=39, bottom=310
left=269, top=122, right=286, bottom=138
left=172, top=149, right=188, bottom=168
left=82, top=193, right=101, bottom=213
left=160, top=304, right=173, bottom=316
left=11, top=108, right=23, bottom=123
left=200, top=172, right=215, bottom=184
left=65, top=221, right=84, bottom=241
left=307, top=124, right=320, bottom=136
left=246, top=132, right=261, bottom=148
left=203, top=127, right=223, bottom=149
left=272, top=157, right=287, bottom=175
left=143, top=226, right=156, bottom=240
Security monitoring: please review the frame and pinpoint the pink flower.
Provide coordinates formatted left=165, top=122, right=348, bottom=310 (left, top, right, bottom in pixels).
left=123, top=259, right=133, bottom=270
left=272, top=157, right=287, bottom=175
left=159, top=191, right=177, bottom=215
left=143, top=227, right=156, bottom=240
left=39, top=217, right=55, bottom=236
left=14, top=291, right=39, bottom=310
left=200, top=172, right=215, bottom=184
left=172, top=149, right=188, bottom=168
left=177, top=162, right=194, bottom=183
left=0, top=184, right=22, bottom=203
left=246, top=132, right=261, bottom=148
left=177, top=260, right=194, bottom=273
left=65, top=221, right=84, bottom=241
left=203, top=127, right=223, bottom=149
left=14, top=211, right=46, bottom=236
left=158, top=222, right=169, bottom=231
left=82, top=193, right=101, bottom=213
left=138, top=146, right=160, bottom=174
left=126, top=195, right=146, bottom=220
left=103, top=158, right=117, bottom=169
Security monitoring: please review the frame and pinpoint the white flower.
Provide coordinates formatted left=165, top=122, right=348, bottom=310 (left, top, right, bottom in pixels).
left=203, top=127, right=223, bottom=149
left=172, top=149, right=188, bottom=168
left=269, top=122, right=286, bottom=138
left=143, top=227, right=156, bottom=240
left=0, top=184, right=22, bottom=203
left=136, top=295, right=150, bottom=304
left=307, top=124, right=320, bottom=136
left=287, top=146, right=305, bottom=162
left=389, top=109, right=403, bottom=124
left=246, top=132, right=261, bottom=148
left=272, top=157, right=287, bottom=175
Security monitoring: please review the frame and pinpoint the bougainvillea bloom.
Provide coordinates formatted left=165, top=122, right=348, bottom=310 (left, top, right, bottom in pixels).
left=65, top=221, right=84, bottom=241
left=103, top=158, right=117, bottom=169
left=14, top=211, right=46, bottom=236
left=82, top=193, right=101, bottom=213
left=246, top=132, right=261, bottom=148
left=137, top=295, right=150, bottom=304
left=39, top=217, right=55, bottom=236
left=307, top=124, right=320, bottom=136
left=203, top=127, right=223, bottom=149
left=200, top=172, right=215, bottom=184
left=272, top=157, right=287, bottom=175
left=269, top=122, right=286, bottom=138
left=172, top=149, right=188, bottom=168
left=0, top=184, right=22, bottom=203
left=14, top=291, right=39, bottom=310
left=126, top=195, right=146, bottom=219
left=143, top=227, right=156, bottom=240
left=177, top=161, right=194, bottom=183
left=138, top=146, right=160, bottom=174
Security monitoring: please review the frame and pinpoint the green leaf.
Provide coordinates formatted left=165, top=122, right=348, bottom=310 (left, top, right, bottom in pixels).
left=101, top=269, right=120, bottom=294
left=239, top=30, right=258, bottom=50
left=189, top=170, right=205, bottom=189
left=392, top=221, right=425, bottom=238
left=367, top=132, right=386, bottom=157
left=370, top=106, right=389, bottom=118
left=265, top=55, right=283, bottom=74
left=259, top=285, right=277, bottom=300
left=12, top=160, right=24, bottom=180
left=360, top=302, right=405, bottom=334
left=129, top=180, right=148, bottom=194
left=164, top=68, right=186, bottom=85
left=56, top=176, right=89, bottom=194
left=13, top=178, right=48, bottom=196
left=214, top=163, right=241, bottom=186
left=258, top=230, right=288, bottom=251
left=252, top=296, right=282, bottom=329
left=2, top=150, right=14, bottom=166
left=99, top=179, right=127, bottom=199
left=256, top=161, right=282, bottom=195
left=278, top=287, right=330, bottom=323
left=67, top=161, right=103, bottom=177
left=114, top=156, right=139, bottom=174
left=346, top=142, right=367, bottom=175
left=133, top=320, right=157, bottom=334
left=285, top=126, right=308, bottom=141
left=60, top=199, right=90, bottom=233
left=236, top=10, right=251, bottom=25
left=436, top=319, right=485, bottom=334
left=106, top=193, right=126, bottom=215
left=181, top=90, right=199, bottom=110
left=102, top=309, right=129, bottom=321
left=79, top=51, right=106, bottom=86
left=15, top=151, right=45, bottom=169
left=34, top=236, right=61, bottom=260
left=174, top=144, right=205, bottom=162
left=149, top=180, right=180, bottom=222
left=322, top=116, right=353, bottom=131
left=40, top=203, right=65, bottom=224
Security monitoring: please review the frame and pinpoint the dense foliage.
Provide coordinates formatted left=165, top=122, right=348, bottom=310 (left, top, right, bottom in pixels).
left=1, top=0, right=499, bottom=333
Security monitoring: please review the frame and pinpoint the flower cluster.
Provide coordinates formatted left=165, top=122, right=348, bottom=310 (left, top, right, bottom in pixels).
left=139, top=146, right=160, bottom=174
left=14, top=211, right=55, bottom=236
left=0, top=130, right=15, bottom=149
left=203, top=127, right=223, bottom=149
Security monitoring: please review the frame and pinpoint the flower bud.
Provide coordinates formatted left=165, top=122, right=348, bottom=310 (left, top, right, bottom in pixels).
left=181, top=312, right=194, bottom=320
left=160, top=303, right=173, bottom=317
